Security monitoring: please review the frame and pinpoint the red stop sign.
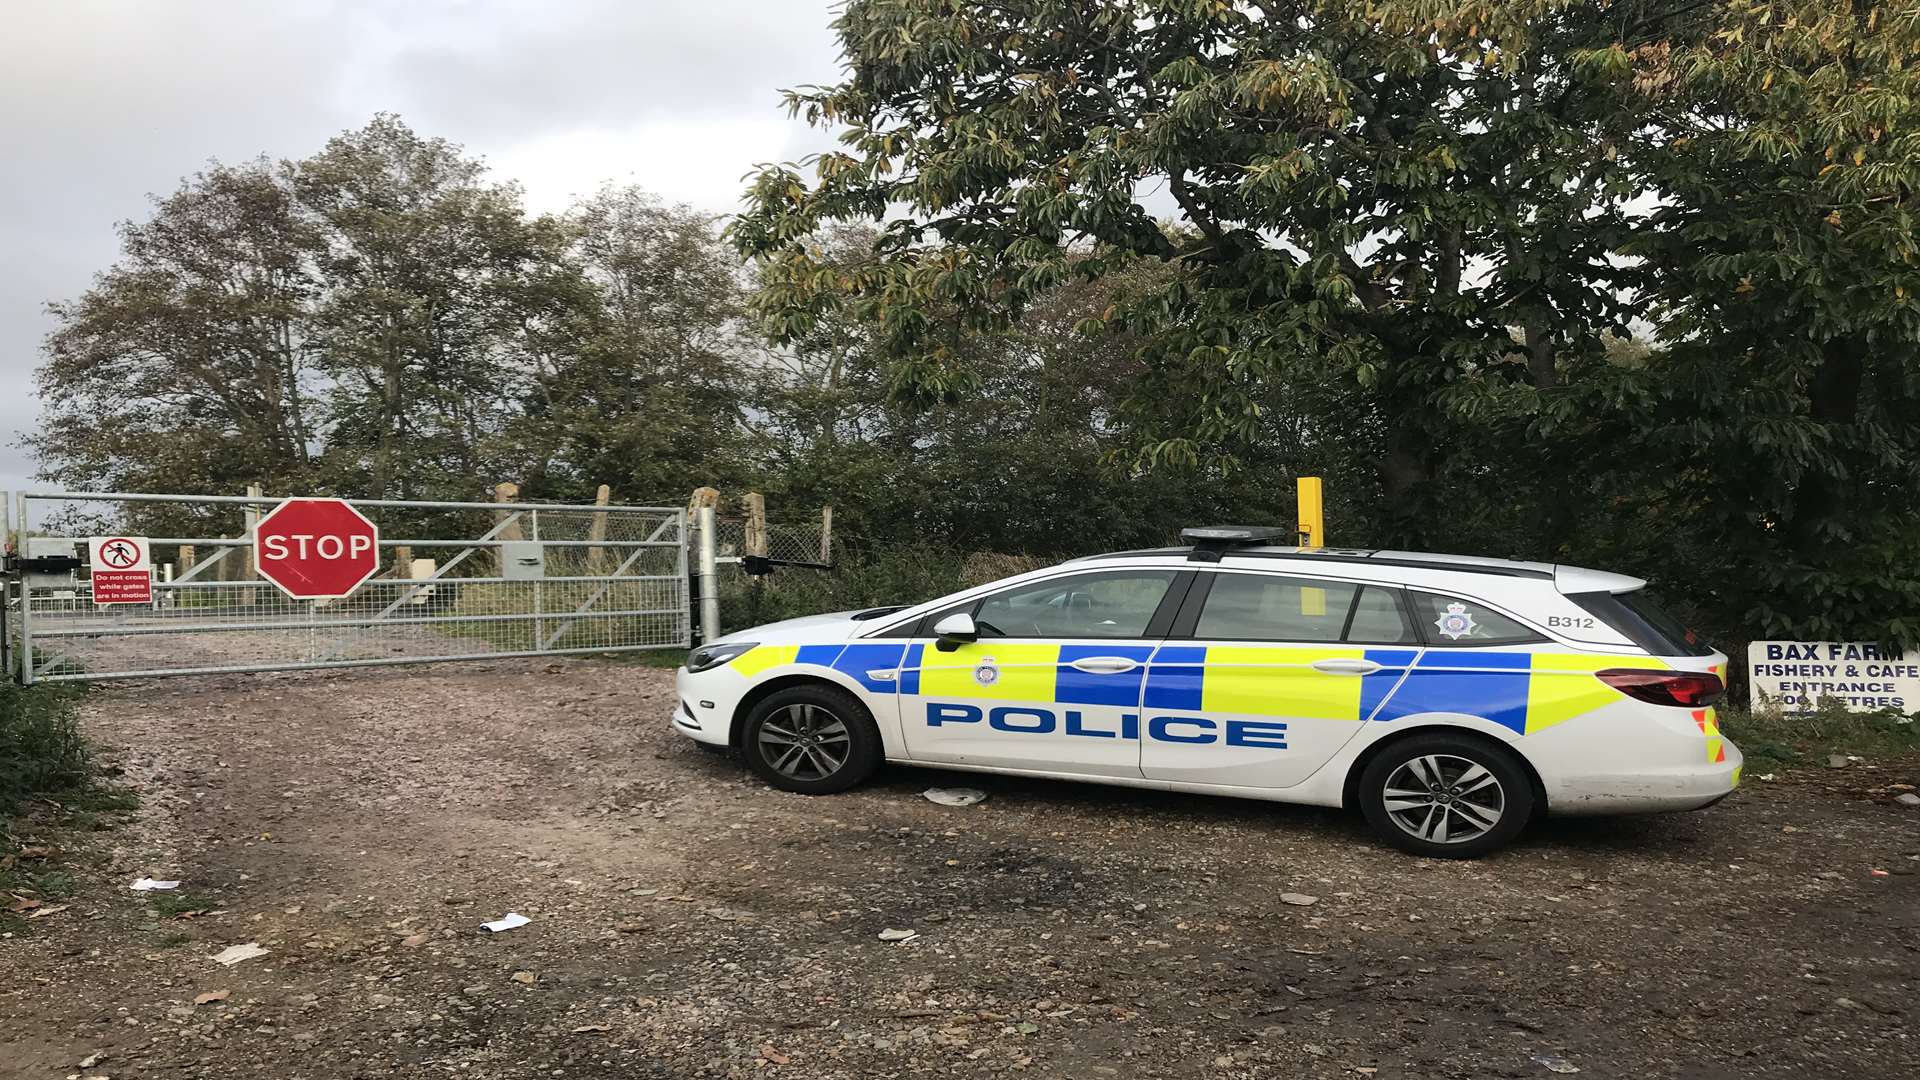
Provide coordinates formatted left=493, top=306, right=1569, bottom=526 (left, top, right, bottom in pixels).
left=253, top=498, right=381, bottom=599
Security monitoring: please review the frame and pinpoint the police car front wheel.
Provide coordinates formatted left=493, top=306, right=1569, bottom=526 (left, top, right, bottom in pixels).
left=742, top=685, right=883, bottom=795
left=1358, top=734, right=1533, bottom=858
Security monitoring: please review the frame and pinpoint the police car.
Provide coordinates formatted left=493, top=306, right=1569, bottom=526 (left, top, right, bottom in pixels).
left=674, top=527, right=1737, bottom=857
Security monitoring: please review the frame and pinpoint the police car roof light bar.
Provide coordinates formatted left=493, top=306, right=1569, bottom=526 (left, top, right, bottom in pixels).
left=1180, top=525, right=1293, bottom=563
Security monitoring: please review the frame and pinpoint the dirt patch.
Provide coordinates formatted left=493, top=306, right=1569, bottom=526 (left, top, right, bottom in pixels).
left=1, top=658, right=1916, bottom=1079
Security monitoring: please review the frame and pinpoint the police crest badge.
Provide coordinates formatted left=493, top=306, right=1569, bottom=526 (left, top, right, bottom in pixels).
left=1434, top=602, right=1477, bottom=640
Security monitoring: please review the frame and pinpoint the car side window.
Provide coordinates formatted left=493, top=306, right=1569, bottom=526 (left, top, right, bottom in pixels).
left=1409, top=590, right=1544, bottom=646
left=972, top=571, right=1177, bottom=639
left=1191, top=575, right=1415, bottom=644
left=1195, top=573, right=1356, bottom=642
left=1345, top=586, right=1417, bottom=644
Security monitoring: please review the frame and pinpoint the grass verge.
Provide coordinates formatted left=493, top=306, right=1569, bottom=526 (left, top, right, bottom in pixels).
left=1719, top=701, right=1920, bottom=773
left=2, top=678, right=136, bottom=929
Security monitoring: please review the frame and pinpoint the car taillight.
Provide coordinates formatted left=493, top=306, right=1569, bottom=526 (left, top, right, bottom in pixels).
left=1595, top=668, right=1725, bottom=708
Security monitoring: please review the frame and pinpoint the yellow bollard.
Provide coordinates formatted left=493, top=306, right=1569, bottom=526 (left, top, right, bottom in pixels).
left=1297, top=476, right=1326, bottom=615
left=1297, top=476, right=1324, bottom=549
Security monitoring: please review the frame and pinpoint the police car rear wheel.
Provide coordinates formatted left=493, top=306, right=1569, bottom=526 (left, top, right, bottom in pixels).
left=1359, top=735, right=1532, bottom=858
left=743, top=685, right=881, bottom=795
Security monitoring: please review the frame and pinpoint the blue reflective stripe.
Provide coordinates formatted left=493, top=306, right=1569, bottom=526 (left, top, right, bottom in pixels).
left=795, top=644, right=846, bottom=668
left=1375, top=651, right=1530, bottom=733
left=833, top=643, right=907, bottom=692
left=1054, top=644, right=1156, bottom=707
left=1360, top=648, right=1419, bottom=719
left=899, top=643, right=923, bottom=695
left=1143, top=646, right=1206, bottom=710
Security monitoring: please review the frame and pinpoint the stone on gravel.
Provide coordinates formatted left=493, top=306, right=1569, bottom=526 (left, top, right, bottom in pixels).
left=1827, top=755, right=1850, bottom=769
left=208, top=943, right=269, bottom=966
left=1279, top=893, right=1319, bottom=907
left=1895, top=793, right=1920, bottom=807
left=878, top=928, right=918, bottom=942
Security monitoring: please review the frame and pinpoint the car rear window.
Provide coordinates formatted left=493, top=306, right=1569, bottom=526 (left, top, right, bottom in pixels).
left=1408, top=591, right=1545, bottom=646
left=1569, top=589, right=1715, bottom=656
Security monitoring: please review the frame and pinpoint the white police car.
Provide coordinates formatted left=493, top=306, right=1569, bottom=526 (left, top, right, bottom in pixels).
left=674, top=527, right=1738, bottom=857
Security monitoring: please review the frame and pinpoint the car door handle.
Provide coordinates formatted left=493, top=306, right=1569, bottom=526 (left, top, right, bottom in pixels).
left=1311, top=658, right=1381, bottom=675
left=1069, top=656, right=1139, bottom=674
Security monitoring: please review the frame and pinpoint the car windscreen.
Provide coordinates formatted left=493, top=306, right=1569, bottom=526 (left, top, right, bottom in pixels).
left=1568, top=589, right=1716, bottom=656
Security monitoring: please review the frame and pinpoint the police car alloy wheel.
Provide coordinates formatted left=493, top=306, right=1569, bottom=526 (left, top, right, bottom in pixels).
left=742, top=685, right=882, bottom=794
left=1358, top=734, right=1533, bottom=858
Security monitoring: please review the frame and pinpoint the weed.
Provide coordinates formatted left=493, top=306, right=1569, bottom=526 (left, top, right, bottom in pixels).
left=148, top=891, right=217, bottom=918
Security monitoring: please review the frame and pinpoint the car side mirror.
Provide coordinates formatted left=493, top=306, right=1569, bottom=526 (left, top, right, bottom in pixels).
left=932, top=612, right=978, bottom=651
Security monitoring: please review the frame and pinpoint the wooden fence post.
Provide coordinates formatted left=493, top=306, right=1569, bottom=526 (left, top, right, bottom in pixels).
left=240, top=484, right=262, bottom=604
left=686, top=487, right=720, bottom=523
left=819, top=505, right=833, bottom=564
left=587, top=484, right=611, bottom=572
left=743, top=493, right=768, bottom=559
left=493, top=481, right=523, bottom=574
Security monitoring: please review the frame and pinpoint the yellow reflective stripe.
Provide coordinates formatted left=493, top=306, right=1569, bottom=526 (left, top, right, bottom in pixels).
left=1525, top=653, right=1668, bottom=734
left=917, top=643, right=1061, bottom=701
left=730, top=644, right=798, bottom=678
left=1201, top=645, right=1365, bottom=721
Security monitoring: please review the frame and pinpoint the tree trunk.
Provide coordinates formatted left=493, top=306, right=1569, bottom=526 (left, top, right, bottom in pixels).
left=1524, top=321, right=1557, bottom=389
left=1377, top=425, right=1433, bottom=548
left=1788, top=338, right=1864, bottom=549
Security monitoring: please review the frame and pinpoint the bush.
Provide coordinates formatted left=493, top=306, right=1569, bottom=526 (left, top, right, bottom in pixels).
left=0, top=682, right=94, bottom=820
left=717, top=543, right=1050, bottom=634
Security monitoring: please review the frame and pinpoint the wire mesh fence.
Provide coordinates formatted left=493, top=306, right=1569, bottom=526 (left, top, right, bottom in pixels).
left=708, top=518, right=830, bottom=571
left=10, top=492, right=689, bottom=683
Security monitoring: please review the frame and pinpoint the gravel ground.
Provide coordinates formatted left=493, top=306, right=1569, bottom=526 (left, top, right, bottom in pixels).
left=1, top=657, right=1915, bottom=1079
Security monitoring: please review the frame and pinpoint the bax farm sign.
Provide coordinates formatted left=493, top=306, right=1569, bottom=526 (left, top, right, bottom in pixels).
left=1747, top=641, right=1920, bottom=714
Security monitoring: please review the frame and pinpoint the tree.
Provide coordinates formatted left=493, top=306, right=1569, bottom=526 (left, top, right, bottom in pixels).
left=297, top=115, right=566, bottom=501
left=30, top=158, right=322, bottom=512
left=733, top=0, right=1717, bottom=542
left=749, top=226, right=1293, bottom=551
left=1575, top=0, right=1920, bottom=641
left=511, top=185, right=759, bottom=500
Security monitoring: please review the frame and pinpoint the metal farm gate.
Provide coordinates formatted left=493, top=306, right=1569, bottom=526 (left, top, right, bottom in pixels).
left=6, top=491, right=689, bottom=684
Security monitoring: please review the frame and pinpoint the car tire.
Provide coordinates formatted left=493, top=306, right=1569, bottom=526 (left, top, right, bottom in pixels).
left=1358, top=733, right=1534, bottom=858
left=742, top=684, right=882, bottom=795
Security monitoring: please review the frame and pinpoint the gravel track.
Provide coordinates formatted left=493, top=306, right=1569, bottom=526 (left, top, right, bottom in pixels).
left=1, top=657, right=1915, bottom=1079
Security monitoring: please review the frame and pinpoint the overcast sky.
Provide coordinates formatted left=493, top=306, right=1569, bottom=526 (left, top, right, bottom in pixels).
left=0, top=0, right=846, bottom=494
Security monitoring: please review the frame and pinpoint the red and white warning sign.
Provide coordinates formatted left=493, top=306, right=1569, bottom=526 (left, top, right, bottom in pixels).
left=89, top=536, right=153, bottom=605
left=253, top=497, right=381, bottom=600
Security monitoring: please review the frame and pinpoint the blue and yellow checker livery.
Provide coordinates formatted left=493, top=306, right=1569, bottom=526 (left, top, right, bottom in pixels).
left=737, top=641, right=1668, bottom=730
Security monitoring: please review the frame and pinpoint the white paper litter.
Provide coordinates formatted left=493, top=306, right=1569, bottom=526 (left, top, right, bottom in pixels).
left=922, top=787, right=987, bottom=807
left=209, top=943, right=269, bottom=966
left=130, top=878, right=182, bottom=891
left=480, top=912, right=531, bottom=933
